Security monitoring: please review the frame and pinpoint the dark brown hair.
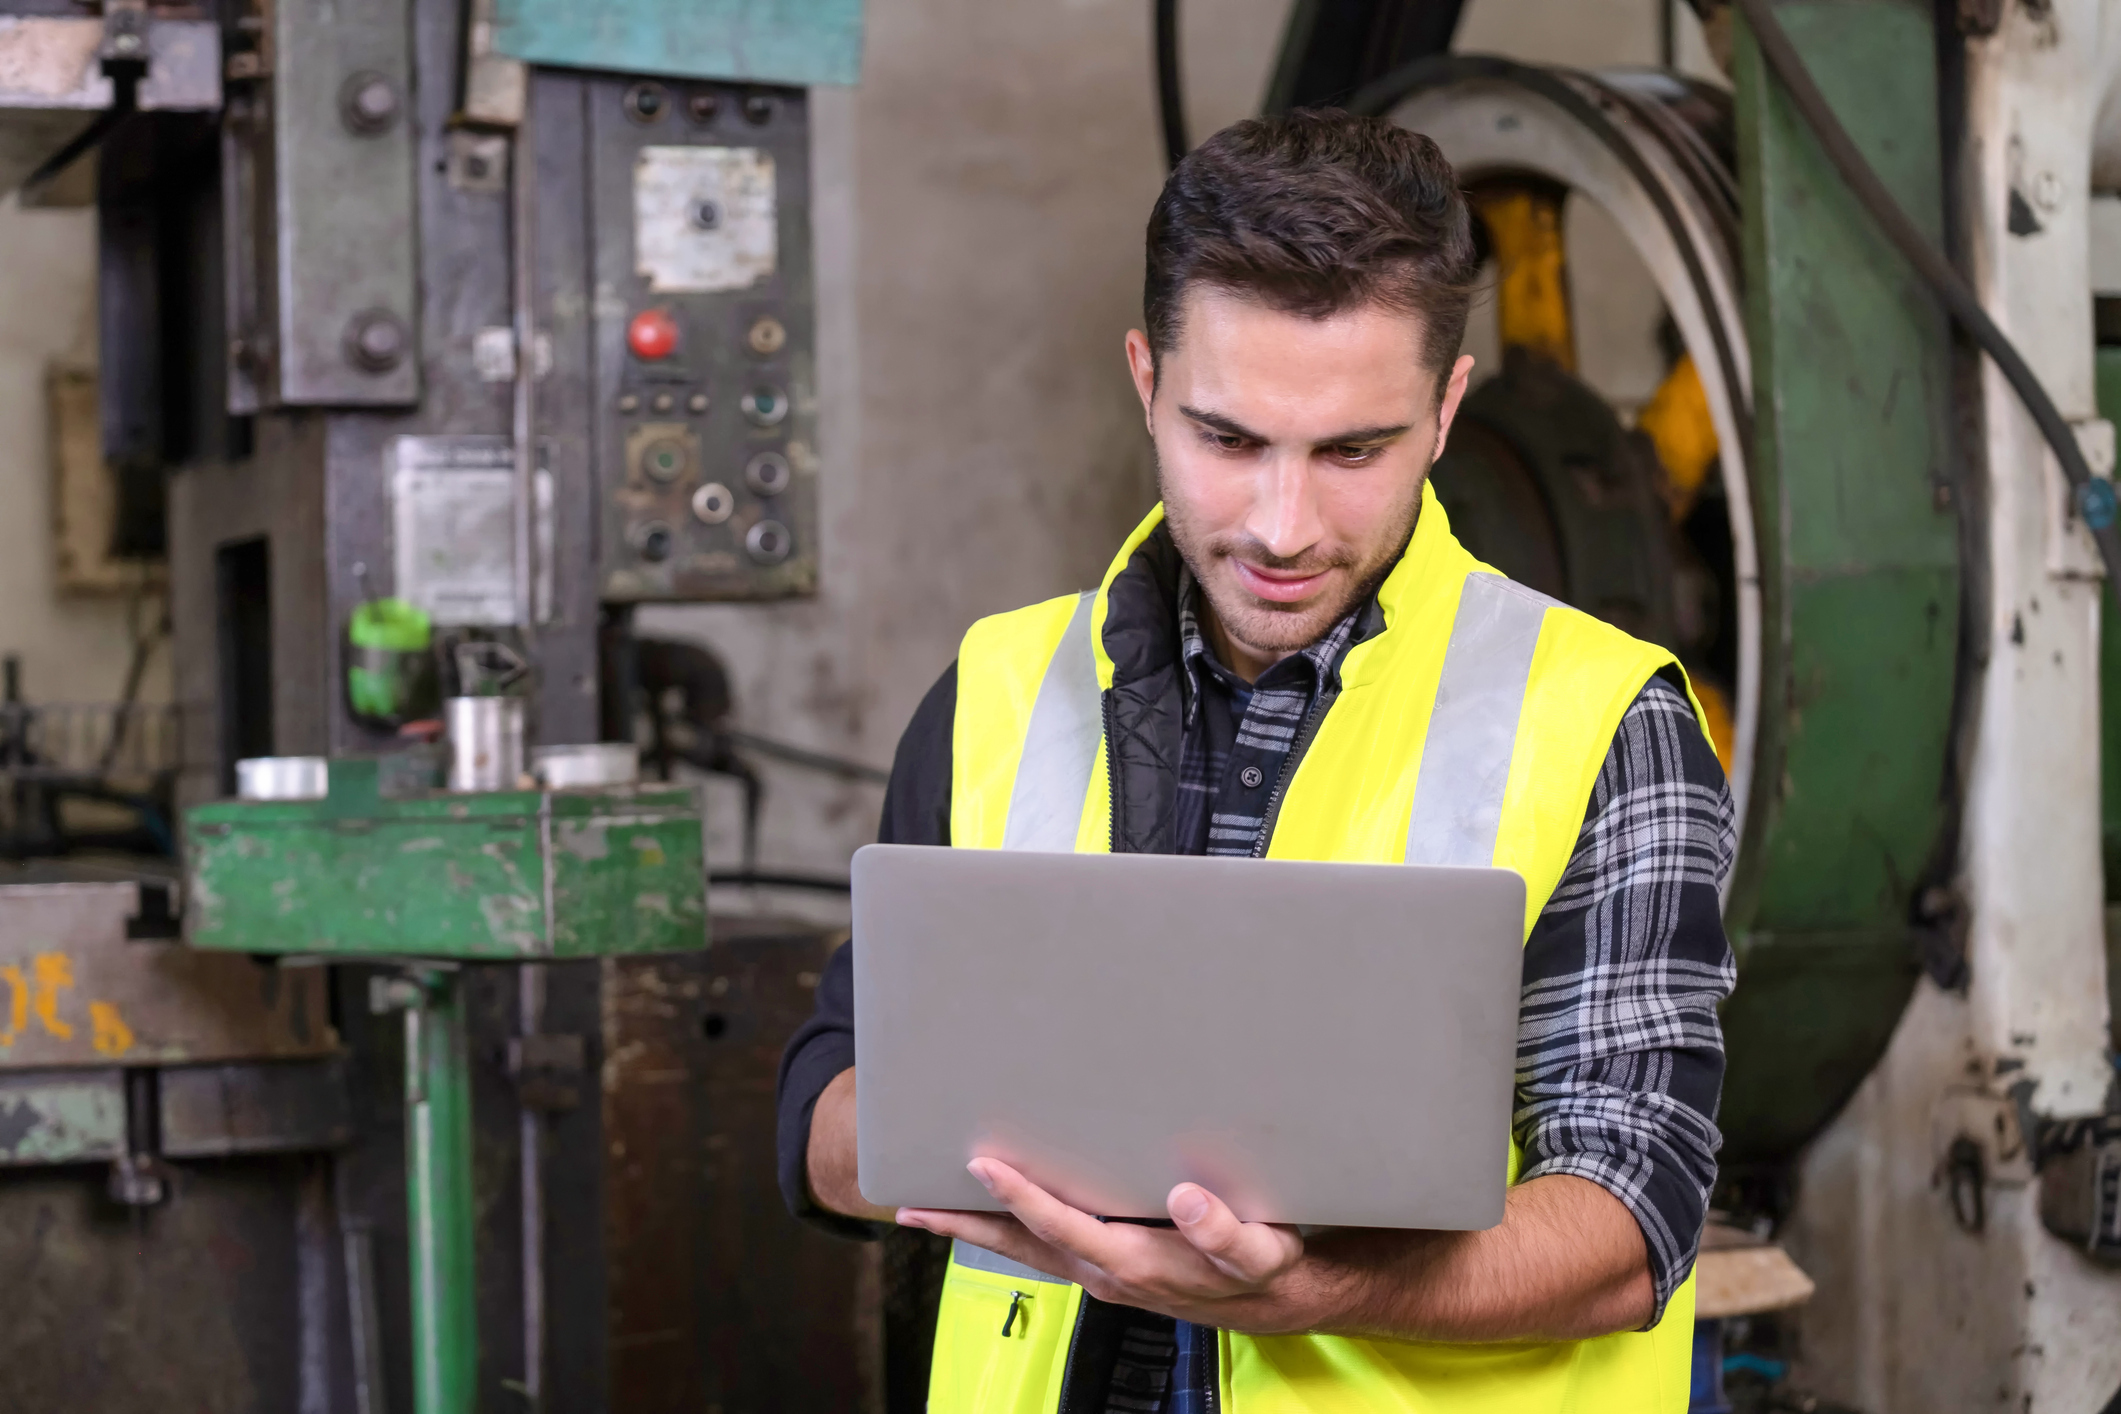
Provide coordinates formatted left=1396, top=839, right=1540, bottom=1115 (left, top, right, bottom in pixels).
left=1143, top=110, right=1479, bottom=381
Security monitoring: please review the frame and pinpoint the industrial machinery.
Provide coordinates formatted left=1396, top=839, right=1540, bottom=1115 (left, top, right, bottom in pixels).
left=0, top=1, right=870, bottom=1410
left=1237, top=0, right=2121, bottom=1406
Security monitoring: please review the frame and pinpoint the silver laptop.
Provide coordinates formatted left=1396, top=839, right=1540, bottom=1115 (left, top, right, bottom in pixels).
left=852, top=844, right=1526, bottom=1230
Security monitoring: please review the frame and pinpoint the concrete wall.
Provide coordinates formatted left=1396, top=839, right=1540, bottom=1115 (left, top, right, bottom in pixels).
left=0, top=193, right=171, bottom=713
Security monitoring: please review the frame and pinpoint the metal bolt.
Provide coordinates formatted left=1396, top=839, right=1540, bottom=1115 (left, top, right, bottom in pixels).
left=691, top=199, right=721, bottom=231
left=625, top=81, right=668, bottom=124
left=341, top=71, right=400, bottom=135
left=687, top=90, right=721, bottom=124
left=344, top=308, right=408, bottom=372
left=2033, top=170, right=2065, bottom=214
left=618, top=392, right=639, bottom=413
left=743, top=91, right=776, bottom=125
left=651, top=392, right=675, bottom=414
left=687, top=392, right=708, bottom=414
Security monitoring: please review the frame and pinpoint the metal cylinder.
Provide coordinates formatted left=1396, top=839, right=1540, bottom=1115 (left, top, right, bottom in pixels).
left=445, top=697, right=525, bottom=793
left=236, top=755, right=329, bottom=801
left=530, top=742, right=639, bottom=790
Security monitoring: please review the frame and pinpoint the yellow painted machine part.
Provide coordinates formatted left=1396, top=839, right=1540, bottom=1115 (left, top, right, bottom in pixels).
left=1471, top=186, right=1574, bottom=371
left=1637, top=353, right=1719, bottom=523
left=1693, top=674, right=1736, bottom=778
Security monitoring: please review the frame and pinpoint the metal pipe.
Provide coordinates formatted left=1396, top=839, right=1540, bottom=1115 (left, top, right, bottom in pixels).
left=517, top=962, right=546, bottom=1412
left=1154, top=0, right=1187, bottom=170
left=510, top=82, right=538, bottom=631
left=404, top=970, right=477, bottom=1414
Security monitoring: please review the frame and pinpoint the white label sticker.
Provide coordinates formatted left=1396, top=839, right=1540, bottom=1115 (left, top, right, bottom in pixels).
left=634, top=146, right=777, bottom=294
left=389, top=436, right=554, bottom=627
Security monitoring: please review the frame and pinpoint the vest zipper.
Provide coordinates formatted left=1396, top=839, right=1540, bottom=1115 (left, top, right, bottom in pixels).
left=1051, top=1294, right=1095, bottom=1414
left=1103, top=690, right=1120, bottom=854
left=1198, top=1325, right=1221, bottom=1413
left=1249, top=683, right=1338, bottom=858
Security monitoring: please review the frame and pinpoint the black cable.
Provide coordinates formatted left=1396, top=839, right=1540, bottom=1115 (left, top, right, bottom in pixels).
left=1156, top=0, right=1188, bottom=169
left=709, top=870, right=852, bottom=893
left=725, top=730, right=891, bottom=785
left=23, top=66, right=139, bottom=197
left=1732, top=0, right=2121, bottom=584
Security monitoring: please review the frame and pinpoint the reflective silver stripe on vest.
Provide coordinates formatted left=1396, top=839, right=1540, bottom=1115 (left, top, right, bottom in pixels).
left=1002, top=591, right=1101, bottom=852
left=1404, top=573, right=1554, bottom=867
left=951, top=1238, right=1065, bottom=1284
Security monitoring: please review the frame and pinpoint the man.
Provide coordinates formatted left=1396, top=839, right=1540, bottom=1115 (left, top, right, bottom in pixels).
left=778, top=111, right=1735, bottom=1412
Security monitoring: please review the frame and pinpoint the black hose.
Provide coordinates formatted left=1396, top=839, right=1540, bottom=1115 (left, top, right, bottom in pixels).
left=1732, top=0, right=2121, bottom=584
left=1156, top=0, right=1188, bottom=169
left=709, top=870, right=853, bottom=893
left=23, top=67, right=139, bottom=197
left=725, top=731, right=891, bottom=785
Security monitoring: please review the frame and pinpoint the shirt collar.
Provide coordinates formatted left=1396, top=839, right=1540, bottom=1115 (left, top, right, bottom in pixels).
left=1175, top=565, right=1367, bottom=723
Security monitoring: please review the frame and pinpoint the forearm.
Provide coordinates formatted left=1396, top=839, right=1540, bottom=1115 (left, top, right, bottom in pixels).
left=805, top=1067, right=900, bottom=1223
left=1298, top=1175, right=1654, bottom=1343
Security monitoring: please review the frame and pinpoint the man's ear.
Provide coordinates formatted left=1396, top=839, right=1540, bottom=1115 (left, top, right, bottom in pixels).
left=1429, top=354, right=1477, bottom=463
left=1125, top=329, right=1158, bottom=434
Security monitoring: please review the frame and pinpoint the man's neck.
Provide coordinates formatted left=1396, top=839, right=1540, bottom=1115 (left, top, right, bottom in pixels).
left=1199, top=598, right=1300, bottom=685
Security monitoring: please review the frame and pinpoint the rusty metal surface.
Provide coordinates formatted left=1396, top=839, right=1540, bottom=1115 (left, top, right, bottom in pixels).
left=0, top=883, right=335, bottom=1069
left=0, top=1069, right=123, bottom=1165
left=604, top=916, right=876, bottom=1412
left=0, top=1158, right=315, bottom=1413
left=160, top=1058, right=356, bottom=1159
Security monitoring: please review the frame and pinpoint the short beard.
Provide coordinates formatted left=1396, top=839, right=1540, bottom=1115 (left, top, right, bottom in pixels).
left=1157, top=455, right=1424, bottom=661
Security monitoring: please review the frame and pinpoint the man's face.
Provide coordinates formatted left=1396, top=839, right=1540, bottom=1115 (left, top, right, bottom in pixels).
left=1126, top=287, right=1474, bottom=678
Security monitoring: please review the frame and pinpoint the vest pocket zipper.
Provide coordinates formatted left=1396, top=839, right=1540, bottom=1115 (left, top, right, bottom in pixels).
left=1001, top=1289, right=1030, bottom=1336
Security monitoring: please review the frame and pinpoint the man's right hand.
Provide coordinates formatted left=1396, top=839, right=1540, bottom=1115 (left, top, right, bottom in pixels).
left=806, top=1067, right=900, bottom=1221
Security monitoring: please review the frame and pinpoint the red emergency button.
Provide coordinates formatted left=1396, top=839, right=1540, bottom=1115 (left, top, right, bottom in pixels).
left=627, top=307, right=680, bottom=361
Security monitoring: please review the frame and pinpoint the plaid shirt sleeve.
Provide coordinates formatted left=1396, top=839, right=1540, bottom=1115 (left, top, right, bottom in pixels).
left=1514, top=673, right=1738, bottom=1325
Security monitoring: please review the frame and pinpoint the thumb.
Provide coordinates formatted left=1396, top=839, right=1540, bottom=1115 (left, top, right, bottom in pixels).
left=1168, top=1183, right=1304, bottom=1284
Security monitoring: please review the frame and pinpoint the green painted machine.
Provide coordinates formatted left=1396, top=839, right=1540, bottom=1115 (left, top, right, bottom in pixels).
left=187, top=759, right=708, bottom=1413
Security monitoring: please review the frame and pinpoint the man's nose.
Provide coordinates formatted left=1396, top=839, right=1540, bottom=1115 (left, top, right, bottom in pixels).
left=1247, top=452, right=1325, bottom=560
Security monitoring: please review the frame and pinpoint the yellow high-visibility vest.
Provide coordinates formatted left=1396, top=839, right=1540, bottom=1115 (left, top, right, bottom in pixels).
left=932, top=492, right=1704, bottom=1413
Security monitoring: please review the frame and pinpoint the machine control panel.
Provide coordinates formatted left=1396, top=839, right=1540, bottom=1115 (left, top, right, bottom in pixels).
left=591, top=79, right=817, bottom=602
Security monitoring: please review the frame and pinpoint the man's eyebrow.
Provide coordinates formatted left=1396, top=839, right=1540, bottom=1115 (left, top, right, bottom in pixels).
left=1178, top=406, right=1414, bottom=448
left=1178, top=405, right=1265, bottom=440
left=1317, top=423, right=1414, bottom=446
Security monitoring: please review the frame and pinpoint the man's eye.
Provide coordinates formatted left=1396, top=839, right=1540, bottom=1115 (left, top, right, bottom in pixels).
left=1209, top=433, right=1248, bottom=451
left=1332, top=444, right=1381, bottom=462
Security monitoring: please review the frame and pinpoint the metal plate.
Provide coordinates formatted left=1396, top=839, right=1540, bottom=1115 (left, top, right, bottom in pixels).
left=635, top=146, right=777, bottom=294
left=271, top=0, right=420, bottom=405
left=592, top=79, right=819, bottom=602
left=0, top=1070, right=123, bottom=1165
left=0, top=883, right=335, bottom=1070
left=389, top=434, right=554, bottom=627
left=492, top=0, right=864, bottom=86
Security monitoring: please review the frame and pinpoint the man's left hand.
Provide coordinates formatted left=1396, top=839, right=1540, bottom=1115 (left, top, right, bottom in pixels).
left=897, top=1158, right=1334, bottom=1333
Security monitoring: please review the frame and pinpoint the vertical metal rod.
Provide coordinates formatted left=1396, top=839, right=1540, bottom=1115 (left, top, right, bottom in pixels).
left=518, top=962, right=547, bottom=1411
left=405, top=971, right=477, bottom=1414
left=344, top=1221, right=390, bottom=1414
left=510, top=81, right=538, bottom=632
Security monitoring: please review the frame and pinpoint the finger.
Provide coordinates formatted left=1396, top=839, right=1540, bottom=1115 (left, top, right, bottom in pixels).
left=1167, top=1184, right=1305, bottom=1284
left=898, top=1207, right=1091, bottom=1285
left=969, top=1159, right=1136, bottom=1272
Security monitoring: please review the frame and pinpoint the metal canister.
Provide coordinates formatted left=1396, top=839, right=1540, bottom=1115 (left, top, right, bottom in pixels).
left=531, top=742, right=640, bottom=790
left=445, top=696, right=526, bottom=793
left=235, top=756, right=330, bottom=801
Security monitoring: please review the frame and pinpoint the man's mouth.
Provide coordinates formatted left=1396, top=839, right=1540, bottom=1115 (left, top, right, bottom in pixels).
left=1232, top=559, right=1335, bottom=604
